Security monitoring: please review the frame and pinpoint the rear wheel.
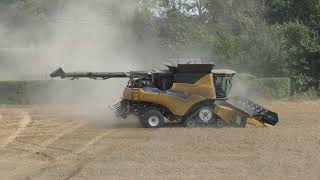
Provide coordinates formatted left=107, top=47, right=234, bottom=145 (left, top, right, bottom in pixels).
left=140, top=109, right=164, bottom=128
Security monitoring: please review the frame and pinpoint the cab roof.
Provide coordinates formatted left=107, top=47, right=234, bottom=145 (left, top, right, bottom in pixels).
left=212, top=69, right=237, bottom=75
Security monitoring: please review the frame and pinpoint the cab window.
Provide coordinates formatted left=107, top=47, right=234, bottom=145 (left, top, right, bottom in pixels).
left=214, top=76, right=231, bottom=99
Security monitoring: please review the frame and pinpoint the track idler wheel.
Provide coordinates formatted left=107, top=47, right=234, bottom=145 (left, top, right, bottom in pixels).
left=216, top=120, right=224, bottom=128
left=184, top=118, right=197, bottom=128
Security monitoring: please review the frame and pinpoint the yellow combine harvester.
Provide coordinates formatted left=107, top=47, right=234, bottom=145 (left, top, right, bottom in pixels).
left=50, top=62, right=278, bottom=128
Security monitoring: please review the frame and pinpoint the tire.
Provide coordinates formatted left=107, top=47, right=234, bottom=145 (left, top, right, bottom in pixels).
left=140, top=109, right=164, bottom=128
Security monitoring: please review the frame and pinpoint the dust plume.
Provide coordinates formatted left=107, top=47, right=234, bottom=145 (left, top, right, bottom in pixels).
left=0, top=1, right=166, bottom=78
left=0, top=1, right=167, bottom=126
left=0, top=1, right=166, bottom=100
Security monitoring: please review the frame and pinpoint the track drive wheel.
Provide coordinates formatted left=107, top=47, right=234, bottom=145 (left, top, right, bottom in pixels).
left=198, top=106, right=214, bottom=123
left=140, top=109, right=164, bottom=128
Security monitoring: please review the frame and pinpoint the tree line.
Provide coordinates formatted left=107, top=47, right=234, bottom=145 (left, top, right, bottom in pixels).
left=1, top=0, right=319, bottom=93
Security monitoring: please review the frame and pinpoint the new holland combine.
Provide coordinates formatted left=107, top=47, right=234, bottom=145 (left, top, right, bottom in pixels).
left=50, top=62, right=278, bottom=128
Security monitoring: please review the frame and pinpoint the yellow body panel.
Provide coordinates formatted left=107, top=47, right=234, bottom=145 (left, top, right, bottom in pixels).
left=123, top=87, right=159, bottom=103
left=214, top=103, right=251, bottom=125
left=246, top=118, right=273, bottom=128
left=214, top=105, right=238, bottom=124
left=123, top=74, right=215, bottom=116
left=157, top=94, right=205, bottom=116
left=171, top=74, right=216, bottom=100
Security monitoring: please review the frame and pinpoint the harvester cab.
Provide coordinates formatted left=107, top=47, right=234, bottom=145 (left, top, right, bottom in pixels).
left=50, top=62, right=278, bottom=128
left=212, top=69, right=236, bottom=100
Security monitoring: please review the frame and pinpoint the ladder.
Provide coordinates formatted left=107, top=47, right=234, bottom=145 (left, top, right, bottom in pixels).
left=132, top=88, right=140, bottom=101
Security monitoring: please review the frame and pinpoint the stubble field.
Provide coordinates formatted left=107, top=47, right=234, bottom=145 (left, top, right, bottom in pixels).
left=0, top=101, right=319, bottom=180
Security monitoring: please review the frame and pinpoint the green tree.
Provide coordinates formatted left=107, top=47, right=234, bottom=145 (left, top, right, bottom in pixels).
left=267, top=0, right=320, bottom=28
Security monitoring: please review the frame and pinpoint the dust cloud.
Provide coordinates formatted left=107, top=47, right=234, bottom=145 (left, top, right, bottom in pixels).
left=0, top=2, right=165, bottom=91
left=0, top=1, right=166, bottom=78
left=0, top=1, right=167, bottom=126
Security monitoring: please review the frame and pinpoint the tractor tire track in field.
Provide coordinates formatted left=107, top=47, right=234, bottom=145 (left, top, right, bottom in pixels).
left=29, top=129, right=120, bottom=180
left=63, top=130, right=119, bottom=180
left=0, top=112, right=31, bottom=149
left=74, top=129, right=118, bottom=155
left=14, top=121, right=87, bottom=160
left=64, top=162, right=88, bottom=180
left=62, top=130, right=119, bottom=180
left=39, top=122, right=86, bottom=149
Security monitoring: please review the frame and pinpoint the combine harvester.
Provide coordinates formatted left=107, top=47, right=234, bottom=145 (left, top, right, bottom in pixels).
left=50, top=62, right=278, bottom=128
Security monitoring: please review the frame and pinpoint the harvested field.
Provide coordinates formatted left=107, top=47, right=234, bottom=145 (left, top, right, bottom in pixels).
left=0, top=101, right=319, bottom=180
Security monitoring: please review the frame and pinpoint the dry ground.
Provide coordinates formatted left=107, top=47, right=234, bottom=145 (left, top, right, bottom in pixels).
left=0, top=101, right=319, bottom=180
